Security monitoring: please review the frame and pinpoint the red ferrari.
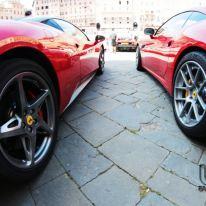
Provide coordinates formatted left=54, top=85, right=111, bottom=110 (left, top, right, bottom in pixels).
left=0, top=17, right=105, bottom=180
left=136, top=8, right=206, bottom=139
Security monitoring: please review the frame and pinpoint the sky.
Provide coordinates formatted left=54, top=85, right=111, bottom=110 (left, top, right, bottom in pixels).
left=0, top=0, right=33, bottom=9
left=20, top=0, right=33, bottom=9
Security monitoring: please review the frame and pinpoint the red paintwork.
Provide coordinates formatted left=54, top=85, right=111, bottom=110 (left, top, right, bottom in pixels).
left=0, top=20, right=103, bottom=113
left=139, top=8, right=206, bottom=96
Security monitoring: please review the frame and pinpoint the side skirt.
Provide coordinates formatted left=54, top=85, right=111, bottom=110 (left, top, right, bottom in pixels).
left=63, top=73, right=96, bottom=112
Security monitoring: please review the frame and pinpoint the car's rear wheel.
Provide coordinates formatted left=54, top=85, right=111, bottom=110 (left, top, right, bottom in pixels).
left=136, top=46, right=143, bottom=71
left=97, top=48, right=105, bottom=75
left=173, top=51, right=206, bottom=139
left=0, top=58, right=57, bottom=181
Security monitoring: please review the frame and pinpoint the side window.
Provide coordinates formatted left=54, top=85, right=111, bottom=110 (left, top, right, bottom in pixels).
left=42, top=19, right=62, bottom=31
left=156, top=12, right=192, bottom=36
left=54, top=19, right=88, bottom=42
left=184, top=12, right=206, bottom=27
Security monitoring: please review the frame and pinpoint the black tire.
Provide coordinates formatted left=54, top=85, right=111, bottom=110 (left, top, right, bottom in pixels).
left=136, top=46, right=144, bottom=71
left=173, top=51, right=206, bottom=139
left=97, top=48, right=105, bottom=75
left=0, top=58, right=58, bottom=182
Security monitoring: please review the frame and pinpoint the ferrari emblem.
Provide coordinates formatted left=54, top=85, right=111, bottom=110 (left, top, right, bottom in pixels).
left=26, top=115, right=34, bottom=126
left=192, top=90, right=197, bottom=99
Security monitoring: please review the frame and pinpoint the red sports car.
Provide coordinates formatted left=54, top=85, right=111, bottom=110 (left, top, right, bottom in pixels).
left=136, top=8, right=206, bottom=139
left=0, top=17, right=105, bottom=181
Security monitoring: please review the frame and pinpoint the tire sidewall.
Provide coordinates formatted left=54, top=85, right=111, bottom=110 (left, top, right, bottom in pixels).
left=173, top=51, right=206, bottom=139
left=0, top=58, right=58, bottom=181
left=136, top=46, right=142, bottom=71
left=97, top=48, right=104, bottom=75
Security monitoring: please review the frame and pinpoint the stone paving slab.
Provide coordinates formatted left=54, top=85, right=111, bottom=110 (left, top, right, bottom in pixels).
left=57, top=119, right=75, bottom=140
left=105, top=104, right=155, bottom=130
left=134, top=100, right=157, bottom=113
left=82, top=166, right=140, bottom=206
left=149, top=93, right=171, bottom=108
left=148, top=168, right=206, bottom=206
left=114, top=93, right=139, bottom=104
left=199, top=150, right=206, bottom=164
left=78, top=89, right=101, bottom=102
left=151, top=106, right=174, bottom=123
left=3, top=52, right=206, bottom=206
left=83, top=96, right=121, bottom=114
left=30, top=156, right=65, bottom=190
left=0, top=183, right=35, bottom=206
left=63, top=103, right=92, bottom=122
left=55, top=133, right=112, bottom=186
left=161, top=152, right=201, bottom=186
left=96, top=87, right=124, bottom=98
left=32, top=174, right=92, bottom=206
left=69, top=112, right=123, bottom=147
left=137, top=192, right=176, bottom=206
left=139, top=130, right=203, bottom=163
left=141, top=117, right=186, bottom=137
left=99, top=131, right=169, bottom=182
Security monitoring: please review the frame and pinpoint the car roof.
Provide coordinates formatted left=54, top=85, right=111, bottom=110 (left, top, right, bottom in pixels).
left=19, top=16, right=54, bottom=23
left=191, top=7, right=206, bottom=14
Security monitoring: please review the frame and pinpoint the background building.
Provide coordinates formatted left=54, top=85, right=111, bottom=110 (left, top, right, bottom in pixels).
left=33, top=0, right=137, bottom=32
left=0, top=0, right=25, bottom=20
left=33, top=0, right=206, bottom=33
left=96, top=0, right=136, bottom=31
left=134, top=0, right=206, bottom=32
left=33, top=0, right=97, bottom=30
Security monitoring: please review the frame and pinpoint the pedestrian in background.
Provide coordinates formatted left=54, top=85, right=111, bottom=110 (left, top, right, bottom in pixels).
left=111, top=33, right=117, bottom=53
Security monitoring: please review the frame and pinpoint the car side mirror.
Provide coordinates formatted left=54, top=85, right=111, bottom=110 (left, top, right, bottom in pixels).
left=95, top=35, right=105, bottom=42
left=144, top=28, right=155, bottom=37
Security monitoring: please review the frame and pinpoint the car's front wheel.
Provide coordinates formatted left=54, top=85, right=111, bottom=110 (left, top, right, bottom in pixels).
left=0, top=58, right=58, bottom=181
left=173, top=51, right=206, bottom=139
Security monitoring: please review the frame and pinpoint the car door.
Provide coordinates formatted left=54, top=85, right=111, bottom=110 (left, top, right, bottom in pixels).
left=141, top=12, right=192, bottom=78
left=53, top=19, right=98, bottom=83
left=42, top=18, right=81, bottom=108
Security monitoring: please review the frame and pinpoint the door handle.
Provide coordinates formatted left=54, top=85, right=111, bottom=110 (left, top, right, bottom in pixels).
left=75, top=43, right=79, bottom=48
left=168, top=40, right=173, bottom=47
left=141, top=45, right=146, bottom=49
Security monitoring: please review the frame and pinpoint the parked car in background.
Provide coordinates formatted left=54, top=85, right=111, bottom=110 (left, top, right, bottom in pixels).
left=136, top=8, right=206, bottom=139
left=116, top=32, right=138, bottom=52
left=0, top=17, right=105, bottom=181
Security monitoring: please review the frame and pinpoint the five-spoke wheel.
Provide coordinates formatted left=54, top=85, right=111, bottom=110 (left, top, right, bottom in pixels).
left=0, top=59, right=57, bottom=181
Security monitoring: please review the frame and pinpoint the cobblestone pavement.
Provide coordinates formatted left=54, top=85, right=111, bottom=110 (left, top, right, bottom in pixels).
left=1, top=52, right=206, bottom=206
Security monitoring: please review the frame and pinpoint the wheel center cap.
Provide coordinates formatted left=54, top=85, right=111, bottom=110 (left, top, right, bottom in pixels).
left=26, top=115, right=34, bottom=126
left=192, top=90, right=197, bottom=99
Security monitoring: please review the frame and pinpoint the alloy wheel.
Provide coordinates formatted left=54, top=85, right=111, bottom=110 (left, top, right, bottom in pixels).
left=174, top=61, right=206, bottom=127
left=136, top=49, right=139, bottom=67
left=100, top=50, right=105, bottom=69
left=0, top=72, right=55, bottom=168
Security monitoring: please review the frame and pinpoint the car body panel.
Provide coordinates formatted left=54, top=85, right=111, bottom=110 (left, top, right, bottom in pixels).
left=0, top=19, right=103, bottom=113
left=139, top=8, right=206, bottom=96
